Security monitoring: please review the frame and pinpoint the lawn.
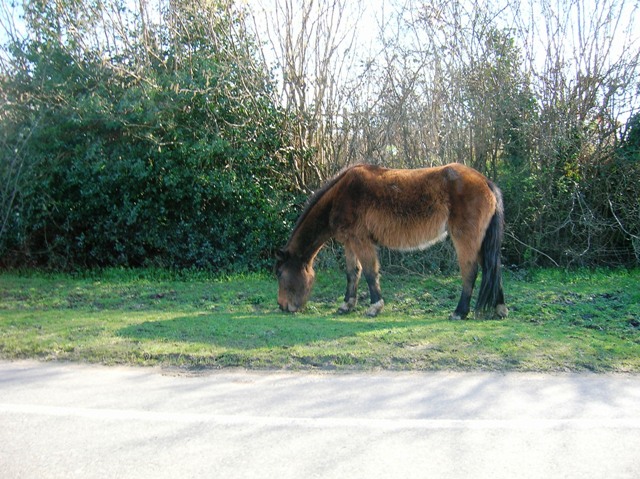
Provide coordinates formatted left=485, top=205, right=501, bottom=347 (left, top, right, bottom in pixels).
left=0, top=267, right=639, bottom=371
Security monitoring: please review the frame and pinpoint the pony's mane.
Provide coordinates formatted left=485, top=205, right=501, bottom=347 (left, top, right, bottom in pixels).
left=286, top=165, right=360, bottom=247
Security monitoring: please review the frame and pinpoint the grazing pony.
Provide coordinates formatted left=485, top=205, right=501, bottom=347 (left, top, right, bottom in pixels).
left=275, top=163, right=507, bottom=320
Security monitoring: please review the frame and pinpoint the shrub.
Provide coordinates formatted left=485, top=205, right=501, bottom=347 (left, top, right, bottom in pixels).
left=0, top=1, right=302, bottom=272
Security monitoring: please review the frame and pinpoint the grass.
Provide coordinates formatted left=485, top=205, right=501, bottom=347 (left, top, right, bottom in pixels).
left=0, top=267, right=639, bottom=372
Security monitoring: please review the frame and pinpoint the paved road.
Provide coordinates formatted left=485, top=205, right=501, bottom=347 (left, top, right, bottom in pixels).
left=1, top=361, right=639, bottom=478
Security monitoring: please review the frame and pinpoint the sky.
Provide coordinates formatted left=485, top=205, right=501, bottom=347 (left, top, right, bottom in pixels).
left=2, top=0, right=638, bottom=118
left=0, top=2, right=25, bottom=47
left=2, top=0, right=637, bottom=62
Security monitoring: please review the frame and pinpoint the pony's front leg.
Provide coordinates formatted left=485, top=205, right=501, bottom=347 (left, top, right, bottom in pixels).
left=360, top=245, right=384, bottom=317
left=338, top=247, right=361, bottom=314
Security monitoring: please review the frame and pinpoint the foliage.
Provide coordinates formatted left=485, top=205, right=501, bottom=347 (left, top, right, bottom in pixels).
left=1, top=0, right=639, bottom=272
left=0, top=0, right=302, bottom=272
left=501, top=109, right=640, bottom=267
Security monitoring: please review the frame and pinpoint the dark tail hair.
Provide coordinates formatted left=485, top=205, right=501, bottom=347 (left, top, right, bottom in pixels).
left=476, top=181, right=505, bottom=312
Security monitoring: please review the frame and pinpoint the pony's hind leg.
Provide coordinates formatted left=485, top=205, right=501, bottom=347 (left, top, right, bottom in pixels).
left=338, top=246, right=361, bottom=314
left=495, top=289, right=508, bottom=318
left=450, top=232, right=482, bottom=320
left=451, top=260, right=478, bottom=320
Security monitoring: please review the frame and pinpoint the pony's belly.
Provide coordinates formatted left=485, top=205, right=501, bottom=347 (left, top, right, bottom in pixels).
left=392, top=230, right=448, bottom=252
left=364, top=210, right=449, bottom=252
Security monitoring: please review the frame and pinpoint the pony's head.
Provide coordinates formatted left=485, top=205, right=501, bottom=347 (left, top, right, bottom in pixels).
left=275, top=250, right=315, bottom=313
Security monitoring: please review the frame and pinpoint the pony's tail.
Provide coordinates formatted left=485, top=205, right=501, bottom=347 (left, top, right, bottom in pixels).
left=476, top=182, right=505, bottom=314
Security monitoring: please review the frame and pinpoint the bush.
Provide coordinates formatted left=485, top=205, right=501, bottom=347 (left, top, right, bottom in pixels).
left=0, top=2, right=303, bottom=272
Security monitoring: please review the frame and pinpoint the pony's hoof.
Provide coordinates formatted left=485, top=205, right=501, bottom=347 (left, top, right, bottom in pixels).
left=366, top=300, right=384, bottom=317
left=337, top=300, right=356, bottom=314
left=474, top=306, right=508, bottom=320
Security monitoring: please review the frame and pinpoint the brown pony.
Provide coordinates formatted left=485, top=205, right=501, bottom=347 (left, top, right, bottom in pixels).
left=275, top=163, right=507, bottom=320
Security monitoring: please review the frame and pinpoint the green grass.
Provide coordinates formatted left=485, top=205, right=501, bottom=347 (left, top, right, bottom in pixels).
left=1, top=267, right=639, bottom=372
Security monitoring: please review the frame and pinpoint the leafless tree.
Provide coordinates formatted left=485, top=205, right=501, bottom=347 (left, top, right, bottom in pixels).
left=250, top=0, right=367, bottom=188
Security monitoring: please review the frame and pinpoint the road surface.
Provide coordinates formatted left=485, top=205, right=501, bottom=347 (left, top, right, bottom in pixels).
left=1, top=360, right=639, bottom=478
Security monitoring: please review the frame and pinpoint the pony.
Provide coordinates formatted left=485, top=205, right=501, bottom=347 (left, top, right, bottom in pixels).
left=275, top=163, right=507, bottom=320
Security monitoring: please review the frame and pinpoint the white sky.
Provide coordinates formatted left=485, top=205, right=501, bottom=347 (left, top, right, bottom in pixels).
left=3, top=0, right=637, bottom=67
left=2, top=0, right=638, bottom=118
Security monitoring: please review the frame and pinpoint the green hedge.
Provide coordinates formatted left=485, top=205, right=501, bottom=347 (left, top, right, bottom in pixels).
left=1, top=33, right=302, bottom=272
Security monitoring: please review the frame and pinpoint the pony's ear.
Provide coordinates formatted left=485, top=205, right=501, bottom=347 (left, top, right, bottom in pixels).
left=275, top=249, right=288, bottom=262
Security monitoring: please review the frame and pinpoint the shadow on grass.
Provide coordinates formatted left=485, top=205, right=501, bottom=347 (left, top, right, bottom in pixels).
left=116, top=310, right=428, bottom=350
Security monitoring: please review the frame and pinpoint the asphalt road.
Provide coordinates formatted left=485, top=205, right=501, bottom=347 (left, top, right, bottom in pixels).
left=1, top=360, right=639, bottom=478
